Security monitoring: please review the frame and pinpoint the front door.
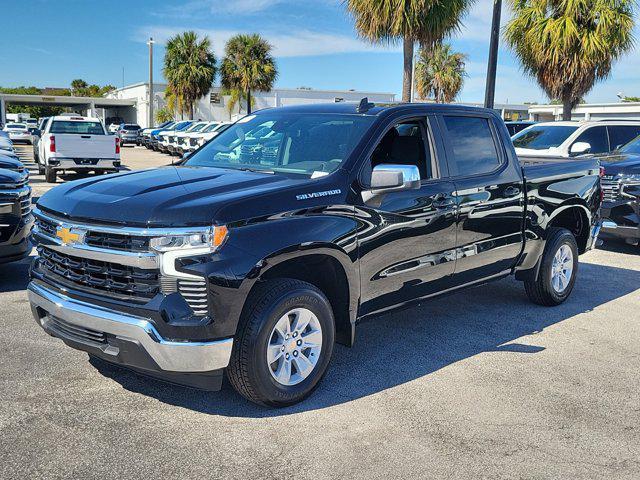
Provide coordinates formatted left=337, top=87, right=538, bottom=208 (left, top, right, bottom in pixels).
left=356, top=116, right=458, bottom=317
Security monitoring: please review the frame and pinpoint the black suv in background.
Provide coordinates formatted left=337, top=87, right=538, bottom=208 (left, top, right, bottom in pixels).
left=0, top=156, right=32, bottom=264
left=599, top=135, right=640, bottom=246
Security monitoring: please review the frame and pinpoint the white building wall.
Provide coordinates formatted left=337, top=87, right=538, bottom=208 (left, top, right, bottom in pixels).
left=109, top=83, right=396, bottom=127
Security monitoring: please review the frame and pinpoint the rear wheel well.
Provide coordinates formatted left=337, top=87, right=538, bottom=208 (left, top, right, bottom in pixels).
left=259, top=255, right=353, bottom=346
left=549, top=207, right=589, bottom=253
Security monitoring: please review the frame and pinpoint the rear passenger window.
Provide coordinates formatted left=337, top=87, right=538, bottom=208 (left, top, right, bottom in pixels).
left=608, top=126, right=640, bottom=150
left=442, top=116, right=501, bottom=177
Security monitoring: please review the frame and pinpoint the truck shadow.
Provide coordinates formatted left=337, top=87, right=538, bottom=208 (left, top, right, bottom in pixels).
left=90, top=260, right=640, bottom=418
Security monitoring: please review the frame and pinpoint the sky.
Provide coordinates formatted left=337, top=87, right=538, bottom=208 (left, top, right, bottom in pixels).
left=2, top=0, right=639, bottom=104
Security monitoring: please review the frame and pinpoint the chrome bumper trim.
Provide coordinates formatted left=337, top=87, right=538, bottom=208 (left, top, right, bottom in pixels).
left=28, top=282, right=233, bottom=372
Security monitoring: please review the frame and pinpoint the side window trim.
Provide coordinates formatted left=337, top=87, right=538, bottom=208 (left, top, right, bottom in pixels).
left=436, top=113, right=507, bottom=180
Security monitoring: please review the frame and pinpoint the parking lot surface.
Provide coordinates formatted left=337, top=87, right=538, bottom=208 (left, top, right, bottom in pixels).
left=1, top=146, right=639, bottom=479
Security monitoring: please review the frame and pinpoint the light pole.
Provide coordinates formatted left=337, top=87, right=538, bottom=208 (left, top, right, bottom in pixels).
left=147, top=37, right=155, bottom=128
left=484, top=0, right=502, bottom=110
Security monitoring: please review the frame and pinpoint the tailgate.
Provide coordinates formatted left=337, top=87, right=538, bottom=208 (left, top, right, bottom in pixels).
left=55, top=134, right=117, bottom=158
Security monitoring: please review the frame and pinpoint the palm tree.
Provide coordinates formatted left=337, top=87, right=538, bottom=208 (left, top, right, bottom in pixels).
left=163, top=31, right=217, bottom=119
left=415, top=43, right=466, bottom=103
left=346, top=0, right=474, bottom=102
left=221, top=34, right=277, bottom=115
left=505, top=0, right=635, bottom=120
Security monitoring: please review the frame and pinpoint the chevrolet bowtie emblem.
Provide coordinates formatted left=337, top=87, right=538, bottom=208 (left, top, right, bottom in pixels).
left=56, top=227, right=83, bottom=245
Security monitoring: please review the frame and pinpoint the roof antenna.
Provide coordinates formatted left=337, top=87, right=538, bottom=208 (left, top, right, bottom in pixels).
left=357, top=97, right=374, bottom=113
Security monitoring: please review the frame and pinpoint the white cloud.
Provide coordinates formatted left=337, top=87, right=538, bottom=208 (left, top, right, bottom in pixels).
left=137, top=26, right=398, bottom=58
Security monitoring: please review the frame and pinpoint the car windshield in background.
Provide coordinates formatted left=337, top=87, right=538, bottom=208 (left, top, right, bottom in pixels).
left=6, top=124, right=27, bottom=130
left=50, top=121, right=104, bottom=135
left=203, top=123, right=222, bottom=133
left=187, top=123, right=206, bottom=132
left=123, top=125, right=140, bottom=131
left=185, top=113, right=374, bottom=177
left=512, top=125, right=579, bottom=150
left=618, top=136, right=640, bottom=154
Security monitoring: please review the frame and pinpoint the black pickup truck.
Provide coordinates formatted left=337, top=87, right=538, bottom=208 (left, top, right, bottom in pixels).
left=0, top=156, right=32, bottom=264
left=596, top=135, right=640, bottom=247
left=28, top=103, right=602, bottom=406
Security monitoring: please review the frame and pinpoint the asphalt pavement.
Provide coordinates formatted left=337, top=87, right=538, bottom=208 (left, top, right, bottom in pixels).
left=1, top=145, right=639, bottom=479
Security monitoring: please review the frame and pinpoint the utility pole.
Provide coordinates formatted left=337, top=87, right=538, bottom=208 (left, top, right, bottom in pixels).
left=147, top=37, right=155, bottom=127
left=484, top=0, right=502, bottom=110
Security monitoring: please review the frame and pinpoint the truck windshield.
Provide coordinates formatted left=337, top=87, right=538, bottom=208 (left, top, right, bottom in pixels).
left=50, top=121, right=104, bottom=135
left=618, top=136, right=640, bottom=154
left=185, top=113, right=374, bottom=176
left=512, top=125, right=578, bottom=150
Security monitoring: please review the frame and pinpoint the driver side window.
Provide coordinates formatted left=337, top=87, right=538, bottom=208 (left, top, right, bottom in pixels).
left=370, top=120, right=432, bottom=180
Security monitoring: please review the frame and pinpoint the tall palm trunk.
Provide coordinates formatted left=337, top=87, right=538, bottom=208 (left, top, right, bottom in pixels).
left=402, top=37, right=414, bottom=102
left=562, top=97, right=572, bottom=121
left=246, top=90, right=252, bottom=114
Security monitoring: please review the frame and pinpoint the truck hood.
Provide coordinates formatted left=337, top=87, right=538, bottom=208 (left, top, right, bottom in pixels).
left=0, top=167, right=26, bottom=185
left=0, top=154, right=24, bottom=172
left=36, top=166, right=306, bottom=227
left=598, top=152, right=640, bottom=176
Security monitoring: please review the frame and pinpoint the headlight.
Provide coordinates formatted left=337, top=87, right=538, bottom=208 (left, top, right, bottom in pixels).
left=150, top=225, right=228, bottom=253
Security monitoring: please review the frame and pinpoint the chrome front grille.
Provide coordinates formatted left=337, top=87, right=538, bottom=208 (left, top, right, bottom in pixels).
left=601, top=176, right=622, bottom=202
left=20, top=196, right=32, bottom=217
left=178, top=279, right=208, bottom=316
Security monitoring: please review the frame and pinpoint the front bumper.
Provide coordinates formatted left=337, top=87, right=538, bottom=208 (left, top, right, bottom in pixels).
left=601, top=202, right=640, bottom=242
left=29, top=281, right=233, bottom=376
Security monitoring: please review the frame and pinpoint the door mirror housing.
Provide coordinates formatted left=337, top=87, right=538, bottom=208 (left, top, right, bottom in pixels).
left=370, top=164, right=421, bottom=193
left=570, top=141, right=591, bottom=155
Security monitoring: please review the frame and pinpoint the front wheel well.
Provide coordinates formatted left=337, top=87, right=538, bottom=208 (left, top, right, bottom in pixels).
left=258, top=254, right=353, bottom=346
left=548, top=207, right=590, bottom=253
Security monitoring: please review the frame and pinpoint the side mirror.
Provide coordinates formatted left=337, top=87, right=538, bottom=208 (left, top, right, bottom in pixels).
left=182, top=152, right=191, bottom=161
left=370, top=164, right=421, bottom=194
left=570, top=141, right=591, bottom=155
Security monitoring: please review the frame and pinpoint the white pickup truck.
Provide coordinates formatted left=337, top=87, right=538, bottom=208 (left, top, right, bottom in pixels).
left=37, top=115, right=121, bottom=183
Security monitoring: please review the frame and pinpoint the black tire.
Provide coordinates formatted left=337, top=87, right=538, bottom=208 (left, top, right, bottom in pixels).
left=525, top=227, right=578, bottom=306
left=37, top=160, right=45, bottom=175
left=227, top=278, right=335, bottom=407
left=44, top=166, right=57, bottom=183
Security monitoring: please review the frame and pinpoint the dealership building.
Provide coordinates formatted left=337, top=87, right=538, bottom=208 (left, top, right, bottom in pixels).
left=107, top=83, right=397, bottom=127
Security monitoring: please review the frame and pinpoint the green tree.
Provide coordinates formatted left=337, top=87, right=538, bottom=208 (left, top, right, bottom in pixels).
left=70, top=79, right=88, bottom=96
left=163, top=31, right=217, bottom=119
left=221, top=34, right=277, bottom=115
left=0, top=86, right=66, bottom=117
left=623, top=96, right=640, bottom=103
left=415, top=43, right=466, bottom=103
left=505, top=0, right=635, bottom=120
left=346, top=0, right=474, bottom=102
left=155, top=107, right=174, bottom=123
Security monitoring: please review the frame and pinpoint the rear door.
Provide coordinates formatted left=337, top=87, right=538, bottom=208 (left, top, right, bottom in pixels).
left=437, top=113, right=525, bottom=283
left=356, top=114, right=458, bottom=316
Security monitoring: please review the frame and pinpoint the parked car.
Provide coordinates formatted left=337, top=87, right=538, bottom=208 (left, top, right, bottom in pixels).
left=36, top=115, right=121, bottom=183
left=597, top=134, right=640, bottom=247
left=0, top=133, right=16, bottom=156
left=156, top=120, right=193, bottom=153
left=190, top=122, right=233, bottom=151
left=28, top=102, right=601, bottom=407
left=512, top=120, right=640, bottom=157
left=140, top=121, right=174, bottom=148
left=169, top=121, right=209, bottom=156
left=0, top=165, right=32, bottom=264
left=505, top=120, right=536, bottom=136
left=117, top=124, right=142, bottom=146
left=32, top=117, right=50, bottom=163
left=3, top=123, right=32, bottom=144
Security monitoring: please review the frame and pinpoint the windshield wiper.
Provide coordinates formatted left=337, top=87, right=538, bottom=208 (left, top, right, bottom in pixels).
left=235, top=166, right=275, bottom=174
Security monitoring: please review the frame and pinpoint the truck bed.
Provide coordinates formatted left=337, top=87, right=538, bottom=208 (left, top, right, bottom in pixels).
left=519, top=155, right=601, bottom=180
